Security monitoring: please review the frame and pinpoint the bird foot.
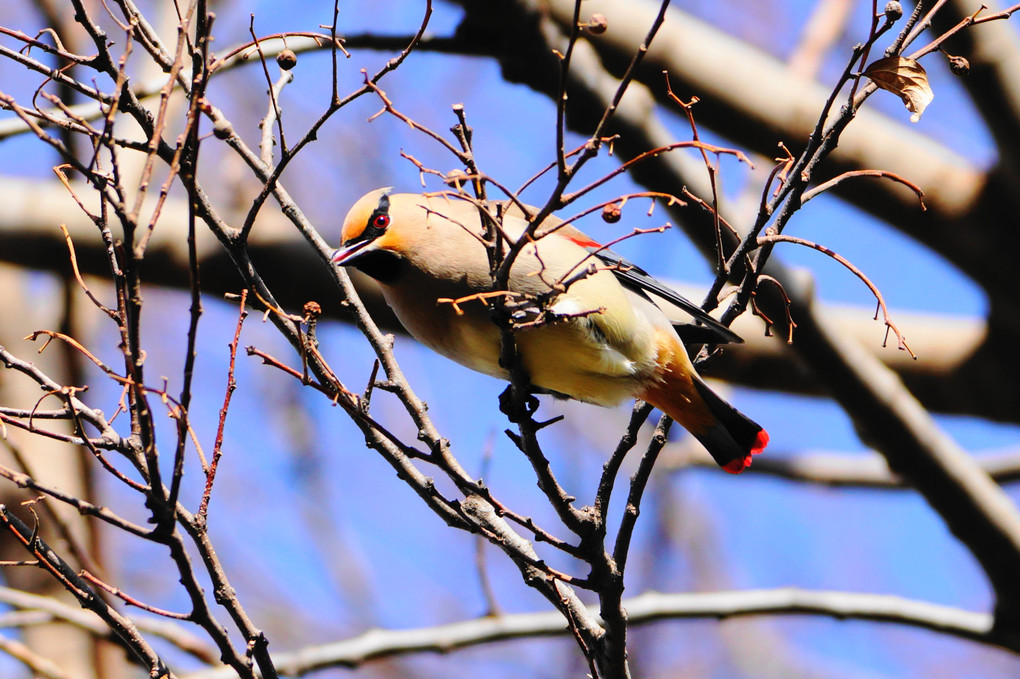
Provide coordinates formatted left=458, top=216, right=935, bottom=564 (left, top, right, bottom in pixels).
left=498, top=384, right=540, bottom=423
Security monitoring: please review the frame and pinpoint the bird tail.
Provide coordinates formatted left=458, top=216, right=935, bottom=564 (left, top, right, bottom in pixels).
left=640, top=343, right=768, bottom=474
left=687, top=379, right=768, bottom=473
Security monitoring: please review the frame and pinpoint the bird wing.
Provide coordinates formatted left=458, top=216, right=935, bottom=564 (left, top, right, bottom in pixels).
left=553, top=222, right=742, bottom=345
left=498, top=200, right=743, bottom=345
left=592, top=247, right=743, bottom=345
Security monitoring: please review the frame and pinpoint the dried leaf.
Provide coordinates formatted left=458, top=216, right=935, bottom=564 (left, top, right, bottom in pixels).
left=864, top=56, right=933, bottom=123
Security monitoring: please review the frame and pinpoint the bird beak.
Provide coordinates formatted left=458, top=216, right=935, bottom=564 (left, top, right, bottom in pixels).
left=331, top=239, right=373, bottom=266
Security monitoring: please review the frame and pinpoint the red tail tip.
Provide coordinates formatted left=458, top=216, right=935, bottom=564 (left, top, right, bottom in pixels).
left=722, top=428, right=769, bottom=474
left=722, top=456, right=752, bottom=474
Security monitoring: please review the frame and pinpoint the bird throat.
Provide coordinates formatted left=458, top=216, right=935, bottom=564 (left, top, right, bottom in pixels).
left=349, top=249, right=403, bottom=284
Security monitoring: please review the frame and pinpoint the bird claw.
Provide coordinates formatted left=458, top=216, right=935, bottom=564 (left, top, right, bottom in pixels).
left=498, top=384, right=540, bottom=423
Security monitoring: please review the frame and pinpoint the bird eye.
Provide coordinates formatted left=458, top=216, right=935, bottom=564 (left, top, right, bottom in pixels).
left=372, top=214, right=390, bottom=229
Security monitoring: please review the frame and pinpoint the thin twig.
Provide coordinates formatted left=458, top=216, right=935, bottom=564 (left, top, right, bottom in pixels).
left=755, top=233, right=916, bottom=358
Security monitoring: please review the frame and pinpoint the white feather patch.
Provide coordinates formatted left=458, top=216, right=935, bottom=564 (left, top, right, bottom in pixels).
left=549, top=297, right=586, bottom=316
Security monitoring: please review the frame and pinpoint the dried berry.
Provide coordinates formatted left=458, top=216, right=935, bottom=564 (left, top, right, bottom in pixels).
left=602, top=203, right=622, bottom=223
left=883, top=2, right=903, bottom=21
left=444, top=169, right=469, bottom=189
left=586, top=14, right=608, bottom=35
left=277, top=49, right=297, bottom=71
left=947, top=54, right=970, bottom=77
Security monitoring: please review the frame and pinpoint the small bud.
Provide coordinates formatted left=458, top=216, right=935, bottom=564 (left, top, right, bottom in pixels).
left=445, top=169, right=469, bottom=190
left=586, top=13, right=608, bottom=35
left=276, top=49, right=297, bottom=70
left=947, top=54, right=970, bottom=77
left=883, top=1, right=903, bottom=21
left=212, top=118, right=232, bottom=139
left=602, top=203, right=622, bottom=223
left=303, top=301, right=322, bottom=318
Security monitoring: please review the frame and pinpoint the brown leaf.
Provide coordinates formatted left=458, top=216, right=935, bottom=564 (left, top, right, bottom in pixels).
left=864, top=56, right=933, bottom=123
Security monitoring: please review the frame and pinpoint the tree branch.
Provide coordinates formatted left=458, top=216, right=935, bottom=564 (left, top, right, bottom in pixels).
left=179, top=587, right=1008, bottom=678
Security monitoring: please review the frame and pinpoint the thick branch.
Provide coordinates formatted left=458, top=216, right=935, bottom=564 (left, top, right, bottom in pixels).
left=787, top=289, right=1020, bottom=629
left=180, top=587, right=1007, bottom=678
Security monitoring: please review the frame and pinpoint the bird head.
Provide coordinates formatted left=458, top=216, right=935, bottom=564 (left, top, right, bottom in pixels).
left=331, top=187, right=417, bottom=284
left=332, top=187, right=396, bottom=266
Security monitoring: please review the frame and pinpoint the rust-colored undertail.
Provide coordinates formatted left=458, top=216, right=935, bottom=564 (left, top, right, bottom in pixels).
left=639, top=341, right=768, bottom=474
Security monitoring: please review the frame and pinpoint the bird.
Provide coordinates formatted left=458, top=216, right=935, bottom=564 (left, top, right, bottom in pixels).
left=332, top=188, right=767, bottom=473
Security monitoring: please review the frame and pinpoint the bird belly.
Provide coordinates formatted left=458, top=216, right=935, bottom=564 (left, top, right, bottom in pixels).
left=517, top=323, right=646, bottom=406
left=382, top=285, right=648, bottom=406
left=381, top=284, right=505, bottom=376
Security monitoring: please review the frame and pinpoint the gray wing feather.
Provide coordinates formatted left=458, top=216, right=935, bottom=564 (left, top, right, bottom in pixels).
left=592, top=248, right=744, bottom=345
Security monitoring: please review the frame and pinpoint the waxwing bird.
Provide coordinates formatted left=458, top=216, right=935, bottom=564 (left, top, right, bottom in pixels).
left=332, top=188, right=768, bottom=473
